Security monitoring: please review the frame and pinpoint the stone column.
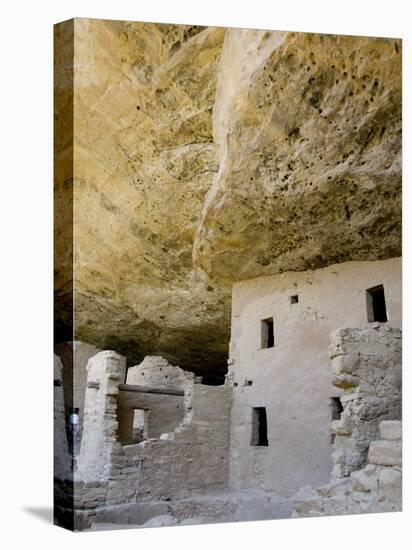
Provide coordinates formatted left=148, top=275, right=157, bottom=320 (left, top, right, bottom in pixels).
left=76, top=351, right=126, bottom=482
left=329, top=324, right=401, bottom=478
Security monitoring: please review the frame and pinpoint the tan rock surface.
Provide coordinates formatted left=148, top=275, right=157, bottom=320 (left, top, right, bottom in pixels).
left=194, top=29, right=401, bottom=280
left=54, top=20, right=401, bottom=379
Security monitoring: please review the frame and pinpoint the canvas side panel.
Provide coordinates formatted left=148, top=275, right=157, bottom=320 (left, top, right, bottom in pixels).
left=54, top=18, right=75, bottom=531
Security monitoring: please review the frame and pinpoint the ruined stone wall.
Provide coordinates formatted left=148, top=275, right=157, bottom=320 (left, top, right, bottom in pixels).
left=77, top=351, right=126, bottom=481
left=329, top=325, right=402, bottom=478
left=229, top=258, right=401, bottom=496
left=54, top=340, right=101, bottom=440
left=292, top=420, right=402, bottom=517
left=116, top=356, right=194, bottom=442
left=75, top=353, right=231, bottom=512
left=126, top=356, right=196, bottom=388
left=105, top=384, right=231, bottom=505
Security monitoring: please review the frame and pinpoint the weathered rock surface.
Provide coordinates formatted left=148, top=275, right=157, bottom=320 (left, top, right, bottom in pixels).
left=194, top=30, right=402, bottom=282
left=368, top=440, right=402, bottom=466
left=292, top=420, right=402, bottom=517
left=329, top=325, right=401, bottom=478
left=59, top=19, right=230, bottom=380
left=55, top=20, right=401, bottom=378
left=379, top=420, right=402, bottom=440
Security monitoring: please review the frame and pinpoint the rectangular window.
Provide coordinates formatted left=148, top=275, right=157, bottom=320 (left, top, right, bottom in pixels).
left=329, top=397, right=343, bottom=445
left=118, top=407, right=148, bottom=445
left=329, top=397, right=343, bottom=421
left=290, top=295, right=299, bottom=304
left=251, top=407, right=268, bottom=446
left=366, top=285, right=388, bottom=322
left=261, top=317, right=274, bottom=349
left=133, top=409, right=148, bottom=441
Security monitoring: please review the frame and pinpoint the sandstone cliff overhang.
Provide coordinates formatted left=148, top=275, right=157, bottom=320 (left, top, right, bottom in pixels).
left=54, top=20, right=401, bottom=382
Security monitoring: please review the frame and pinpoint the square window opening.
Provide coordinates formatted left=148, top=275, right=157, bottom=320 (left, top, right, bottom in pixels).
left=261, top=317, right=274, bottom=349
left=290, top=295, right=299, bottom=304
left=366, top=285, right=388, bottom=323
left=251, top=407, right=268, bottom=446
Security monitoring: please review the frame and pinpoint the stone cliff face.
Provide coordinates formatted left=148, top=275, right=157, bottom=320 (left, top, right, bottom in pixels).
left=54, top=19, right=401, bottom=380
left=194, top=30, right=401, bottom=281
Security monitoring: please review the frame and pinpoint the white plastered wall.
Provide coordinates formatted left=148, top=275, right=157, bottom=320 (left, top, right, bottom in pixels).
left=229, top=258, right=401, bottom=496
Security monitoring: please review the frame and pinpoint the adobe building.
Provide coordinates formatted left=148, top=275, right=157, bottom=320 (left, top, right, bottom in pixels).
left=227, top=257, right=401, bottom=496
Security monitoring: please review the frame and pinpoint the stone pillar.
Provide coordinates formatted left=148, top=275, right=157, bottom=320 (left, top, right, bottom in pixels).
left=329, top=324, right=401, bottom=478
left=292, top=420, right=402, bottom=517
left=54, top=340, right=101, bottom=443
left=54, top=354, right=71, bottom=480
left=76, top=351, right=126, bottom=482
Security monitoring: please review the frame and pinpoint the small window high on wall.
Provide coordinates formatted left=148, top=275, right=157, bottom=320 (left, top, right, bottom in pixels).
left=366, top=285, right=388, bottom=323
left=261, top=317, right=274, bottom=349
left=251, top=407, right=268, bottom=446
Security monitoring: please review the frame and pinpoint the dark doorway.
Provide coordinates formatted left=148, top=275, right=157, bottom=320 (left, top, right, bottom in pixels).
left=251, top=407, right=268, bottom=446
left=366, top=285, right=388, bottom=322
left=261, top=318, right=274, bottom=349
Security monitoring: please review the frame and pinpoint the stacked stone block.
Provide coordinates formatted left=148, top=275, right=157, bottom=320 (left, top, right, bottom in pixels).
left=73, top=351, right=231, bottom=527
left=329, top=324, right=401, bottom=478
left=105, top=384, right=231, bottom=504
left=292, top=420, right=402, bottom=517
left=76, top=350, right=126, bottom=481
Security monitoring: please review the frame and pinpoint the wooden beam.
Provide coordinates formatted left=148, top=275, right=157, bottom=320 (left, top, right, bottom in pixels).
left=118, top=383, right=184, bottom=396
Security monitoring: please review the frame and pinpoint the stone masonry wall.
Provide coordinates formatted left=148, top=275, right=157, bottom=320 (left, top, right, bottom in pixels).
left=76, top=351, right=126, bottom=481
left=74, top=353, right=231, bottom=518
left=117, top=356, right=192, bottom=443
left=126, top=356, right=196, bottom=388
left=292, top=420, right=402, bottom=517
left=105, top=384, right=231, bottom=506
left=329, top=324, right=401, bottom=478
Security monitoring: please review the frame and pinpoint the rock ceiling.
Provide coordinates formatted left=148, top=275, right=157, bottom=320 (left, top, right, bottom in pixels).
left=54, top=19, right=401, bottom=381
